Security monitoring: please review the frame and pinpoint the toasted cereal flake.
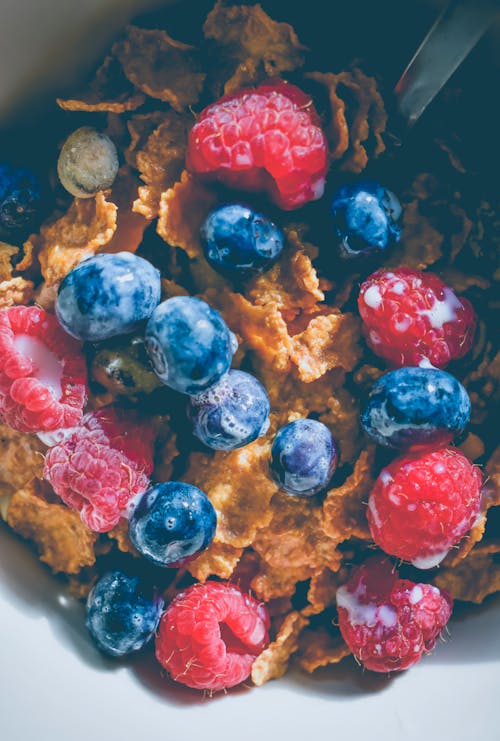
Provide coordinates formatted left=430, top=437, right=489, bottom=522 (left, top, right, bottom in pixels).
left=440, top=269, right=490, bottom=294
left=6, top=479, right=98, bottom=573
left=222, top=58, right=265, bottom=96
left=0, top=277, right=34, bottom=308
left=108, top=520, right=138, bottom=556
left=297, top=627, right=350, bottom=672
left=306, top=71, right=349, bottom=161
left=157, top=171, right=217, bottom=259
left=251, top=611, right=309, bottom=686
left=187, top=540, right=244, bottom=581
left=0, top=243, right=19, bottom=281
left=131, top=112, right=192, bottom=220
left=124, top=112, right=166, bottom=169
left=458, top=433, right=485, bottom=462
left=183, top=439, right=278, bottom=549
left=385, top=199, right=443, bottom=270
left=463, top=348, right=500, bottom=425
left=322, top=449, right=374, bottom=541
left=434, top=552, right=500, bottom=603
left=105, top=167, right=150, bottom=251
left=204, top=2, right=306, bottom=78
left=57, top=55, right=145, bottom=113
left=251, top=560, right=315, bottom=602
left=291, top=312, right=362, bottom=383
left=113, top=26, right=205, bottom=111
left=32, top=192, right=117, bottom=285
left=0, top=423, right=45, bottom=490
left=303, top=568, right=344, bottom=616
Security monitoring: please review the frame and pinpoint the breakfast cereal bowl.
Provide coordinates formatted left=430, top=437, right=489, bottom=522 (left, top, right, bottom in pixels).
left=0, top=1, right=499, bottom=739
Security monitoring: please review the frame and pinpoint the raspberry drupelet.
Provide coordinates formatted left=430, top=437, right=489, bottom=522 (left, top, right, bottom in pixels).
left=43, top=407, right=154, bottom=532
left=358, top=267, right=476, bottom=368
left=0, top=306, right=87, bottom=433
left=155, top=581, right=270, bottom=692
left=186, top=80, right=328, bottom=210
left=336, top=557, right=453, bottom=672
left=367, top=447, right=483, bottom=569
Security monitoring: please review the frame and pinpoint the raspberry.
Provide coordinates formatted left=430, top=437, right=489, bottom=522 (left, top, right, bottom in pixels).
left=0, top=306, right=87, bottom=433
left=358, top=267, right=476, bottom=368
left=155, top=581, right=270, bottom=692
left=367, top=447, right=483, bottom=568
left=186, top=80, right=328, bottom=210
left=337, top=557, right=453, bottom=672
left=43, top=407, right=154, bottom=532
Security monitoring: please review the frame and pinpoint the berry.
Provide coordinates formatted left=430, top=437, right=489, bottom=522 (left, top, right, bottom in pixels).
left=0, top=162, right=42, bottom=236
left=86, top=571, right=163, bottom=657
left=270, top=418, right=338, bottom=496
left=358, top=267, right=477, bottom=368
left=0, top=306, right=87, bottom=433
left=186, top=80, right=328, bottom=210
left=91, top=335, right=162, bottom=396
left=129, top=481, right=217, bottom=568
left=188, top=369, right=270, bottom=450
left=155, top=582, right=270, bottom=691
left=367, top=447, right=482, bottom=568
left=361, top=366, right=470, bottom=449
left=43, top=407, right=154, bottom=532
left=330, top=181, right=401, bottom=257
left=57, top=127, right=119, bottom=198
left=200, top=203, right=284, bottom=277
left=145, top=296, right=238, bottom=395
left=56, top=252, right=161, bottom=342
left=336, top=557, right=453, bottom=672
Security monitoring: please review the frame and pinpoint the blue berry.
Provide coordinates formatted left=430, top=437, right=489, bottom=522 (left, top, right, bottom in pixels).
left=129, top=482, right=217, bottom=568
left=86, top=570, right=163, bottom=657
left=200, top=204, right=284, bottom=277
left=56, top=252, right=161, bottom=342
left=361, top=367, right=471, bottom=449
left=145, top=296, right=238, bottom=395
left=57, top=127, right=119, bottom=198
left=330, top=181, right=402, bottom=257
left=188, top=369, right=270, bottom=450
left=270, top=419, right=338, bottom=497
left=0, top=163, right=41, bottom=236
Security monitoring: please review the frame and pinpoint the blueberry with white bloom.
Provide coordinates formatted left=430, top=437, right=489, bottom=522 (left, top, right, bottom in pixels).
left=57, top=127, right=119, bottom=198
left=361, top=366, right=471, bottom=448
left=56, top=252, right=161, bottom=342
left=200, top=204, right=284, bottom=277
left=270, top=419, right=338, bottom=497
left=129, top=482, right=217, bottom=568
left=330, top=181, right=402, bottom=257
left=188, top=369, right=270, bottom=450
left=145, top=296, right=238, bottom=395
left=86, top=570, right=163, bottom=657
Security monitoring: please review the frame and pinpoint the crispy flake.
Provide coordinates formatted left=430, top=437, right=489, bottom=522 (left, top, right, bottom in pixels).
left=31, top=192, right=117, bottom=285
left=0, top=424, right=45, bottom=490
left=105, top=166, right=150, bottom=251
left=386, top=199, right=443, bottom=270
left=297, top=627, right=350, bottom=672
left=57, top=55, right=145, bottom=113
left=0, top=277, right=34, bottom=308
left=114, top=26, right=205, bottom=111
left=251, top=611, right=309, bottom=686
left=187, top=541, right=244, bottom=581
left=434, top=553, right=500, bottom=604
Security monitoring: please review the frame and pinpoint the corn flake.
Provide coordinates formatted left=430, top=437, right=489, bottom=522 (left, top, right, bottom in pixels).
left=114, top=26, right=206, bottom=111
left=0, top=277, right=34, bottom=308
left=297, top=627, right=350, bottom=673
left=434, top=552, right=500, bottom=604
left=251, top=611, right=309, bottom=686
left=187, top=541, right=244, bottom=581
left=57, top=55, right=145, bottom=113
left=0, top=423, right=45, bottom=490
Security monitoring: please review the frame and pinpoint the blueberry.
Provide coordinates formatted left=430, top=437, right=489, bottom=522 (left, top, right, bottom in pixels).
left=361, top=367, right=471, bottom=448
left=129, top=482, right=217, bottom=568
left=188, top=369, right=270, bottom=450
left=330, top=181, right=402, bottom=258
left=200, top=204, right=284, bottom=277
left=56, top=252, right=161, bottom=342
left=57, top=127, right=119, bottom=198
left=0, top=163, right=41, bottom=236
left=270, top=419, right=338, bottom=497
left=145, top=296, right=238, bottom=395
left=86, top=570, right=163, bottom=657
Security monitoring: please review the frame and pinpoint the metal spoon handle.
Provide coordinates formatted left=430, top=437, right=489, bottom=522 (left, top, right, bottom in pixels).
left=394, top=0, right=499, bottom=127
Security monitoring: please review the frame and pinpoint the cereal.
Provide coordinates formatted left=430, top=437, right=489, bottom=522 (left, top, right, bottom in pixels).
left=297, top=628, right=350, bottom=673
left=251, top=611, right=309, bottom=686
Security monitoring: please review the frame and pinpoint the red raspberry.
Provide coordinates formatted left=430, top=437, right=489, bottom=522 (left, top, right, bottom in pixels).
left=0, top=306, right=87, bottom=433
left=367, top=447, right=482, bottom=568
left=337, top=557, right=453, bottom=672
left=43, top=407, right=154, bottom=532
left=186, top=80, right=328, bottom=210
left=155, top=581, right=270, bottom=692
left=358, top=267, right=476, bottom=368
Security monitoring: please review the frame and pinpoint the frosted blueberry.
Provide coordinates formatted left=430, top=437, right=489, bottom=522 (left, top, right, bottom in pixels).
left=57, top=127, right=119, bottom=198
left=145, top=296, right=238, bottom=395
left=56, top=252, right=161, bottom=342
left=188, top=369, right=270, bottom=450
left=86, top=571, right=163, bottom=657
left=361, top=367, right=471, bottom=448
left=129, top=482, right=217, bottom=568
left=270, top=419, right=338, bottom=497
